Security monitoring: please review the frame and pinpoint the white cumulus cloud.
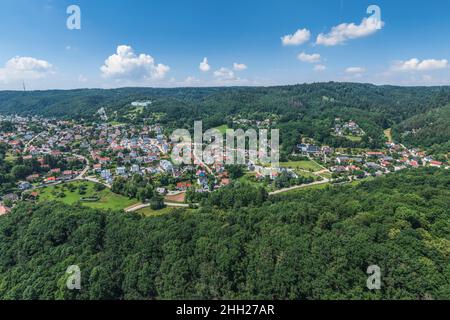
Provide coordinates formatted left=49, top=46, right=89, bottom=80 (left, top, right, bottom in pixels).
left=297, top=52, right=321, bottom=63
left=0, top=56, right=53, bottom=83
left=199, top=57, right=210, bottom=72
left=100, top=45, right=170, bottom=80
left=214, top=67, right=235, bottom=80
left=213, top=67, right=248, bottom=85
left=392, top=58, right=448, bottom=72
left=346, top=67, right=366, bottom=74
left=184, top=76, right=202, bottom=86
left=233, top=62, right=247, bottom=71
left=316, top=17, right=384, bottom=46
left=281, top=28, right=311, bottom=46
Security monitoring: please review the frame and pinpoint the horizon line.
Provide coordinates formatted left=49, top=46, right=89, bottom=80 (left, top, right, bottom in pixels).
left=1, top=81, right=450, bottom=92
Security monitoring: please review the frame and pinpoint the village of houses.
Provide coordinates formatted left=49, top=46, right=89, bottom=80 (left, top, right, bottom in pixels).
left=0, top=113, right=448, bottom=215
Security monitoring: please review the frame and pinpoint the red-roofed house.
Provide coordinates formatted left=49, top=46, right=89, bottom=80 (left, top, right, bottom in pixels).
left=430, top=161, right=443, bottom=167
left=176, top=182, right=192, bottom=191
left=8, top=140, right=21, bottom=147
left=409, top=160, right=419, bottom=168
left=45, top=176, right=57, bottom=183
left=99, top=157, right=111, bottom=164
left=0, top=205, right=11, bottom=216
left=381, top=160, right=391, bottom=167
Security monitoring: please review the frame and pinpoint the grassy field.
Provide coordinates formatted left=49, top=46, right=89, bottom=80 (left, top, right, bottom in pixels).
left=36, top=181, right=136, bottom=211
left=136, top=206, right=175, bottom=217
left=332, top=133, right=363, bottom=142
left=344, top=135, right=362, bottom=142
left=384, top=128, right=393, bottom=143
left=349, top=176, right=375, bottom=186
left=5, top=152, right=16, bottom=162
left=335, top=147, right=367, bottom=154
left=124, top=106, right=144, bottom=120
left=280, top=176, right=374, bottom=196
left=215, top=124, right=230, bottom=134
left=108, top=121, right=124, bottom=126
left=238, top=172, right=277, bottom=192
left=280, top=160, right=323, bottom=172
left=297, top=170, right=318, bottom=179
left=318, top=172, right=332, bottom=179
left=280, top=182, right=331, bottom=196
left=238, top=172, right=262, bottom=186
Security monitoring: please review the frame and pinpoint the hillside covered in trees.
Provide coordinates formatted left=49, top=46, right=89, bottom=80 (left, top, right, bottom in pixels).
left=0, top=168, right=448, bottom=300
left=1, top=83, right=449, bottom=154
left=393, top=104, right=450, bottom=156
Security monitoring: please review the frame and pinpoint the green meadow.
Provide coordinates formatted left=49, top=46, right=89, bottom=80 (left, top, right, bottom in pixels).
left=36, top=181, right=136, bottom=211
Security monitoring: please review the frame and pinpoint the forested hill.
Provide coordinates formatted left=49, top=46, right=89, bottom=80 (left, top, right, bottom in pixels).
left=2, top=82, right=449, bottom=153
left=0, top=168, right=449, bottom=300
left=0, top=83, right=449, bottom=122
left=393, top=104, right=450, bottom=155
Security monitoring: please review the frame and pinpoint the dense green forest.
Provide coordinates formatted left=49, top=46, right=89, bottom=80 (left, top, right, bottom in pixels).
left=1, top=83, right=449, bottom=122
left=393, top=104, right=450, bottom=156
left=0, top=144, right=14, bottom=196
left=0, top=168, right=448, bottom=300
left=1, top=83, right=449, bottom=153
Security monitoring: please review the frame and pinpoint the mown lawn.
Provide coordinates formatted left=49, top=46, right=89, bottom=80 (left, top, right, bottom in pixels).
left=36, top=181, right=136, bottom=211
left=280, top=160, right=323, bottom=172
left=344, top=135, right=362, bottom=142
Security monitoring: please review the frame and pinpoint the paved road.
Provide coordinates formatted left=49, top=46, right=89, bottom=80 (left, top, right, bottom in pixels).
left=71, top=153, right=90, bottom=179
left=268, top=178, right=330, bottom=195
left=124, top=201, right=191, bottom=212
left=82, top=176, right=111, bottom=189
left=23, top=132, right=44, bottom=153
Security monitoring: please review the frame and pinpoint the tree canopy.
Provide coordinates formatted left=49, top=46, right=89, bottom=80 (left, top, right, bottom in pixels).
left=0, top=168, right=448, bottom=300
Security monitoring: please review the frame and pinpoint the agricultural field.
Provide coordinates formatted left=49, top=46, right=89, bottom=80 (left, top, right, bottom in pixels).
left=35, top=181, right=136, bottom=211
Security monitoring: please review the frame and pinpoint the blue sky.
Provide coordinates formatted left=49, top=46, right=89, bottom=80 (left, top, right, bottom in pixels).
left=0, top=0, right=449, bottom=90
